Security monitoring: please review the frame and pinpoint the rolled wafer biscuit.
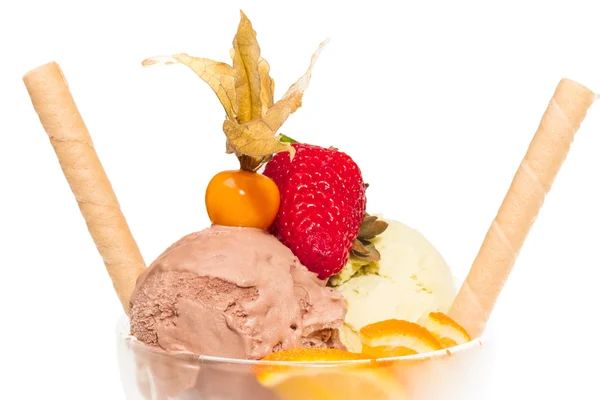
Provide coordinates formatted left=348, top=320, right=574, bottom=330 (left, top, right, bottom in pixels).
left=449, top=79, right=595, bottom=338
left=23, top=62, right=146, bottom=313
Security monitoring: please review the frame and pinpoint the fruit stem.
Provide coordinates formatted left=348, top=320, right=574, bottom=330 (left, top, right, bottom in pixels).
left=236, top=135, right=298, bottom=172
left=280, top=134, right=298, bottom=144
left=238, top=136, right=297, bottom=171
left=238, top=154, right=272, bottom=172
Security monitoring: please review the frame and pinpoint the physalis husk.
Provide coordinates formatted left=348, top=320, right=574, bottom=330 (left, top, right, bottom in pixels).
left=142, top=11, right=327, bottom=170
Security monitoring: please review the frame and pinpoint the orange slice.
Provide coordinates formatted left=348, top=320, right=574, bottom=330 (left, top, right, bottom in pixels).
left=420, top=312, right=471, bottom=348
left=360, top=319, right=442, bottom=357
left=256, top=348, right=408, bottom=400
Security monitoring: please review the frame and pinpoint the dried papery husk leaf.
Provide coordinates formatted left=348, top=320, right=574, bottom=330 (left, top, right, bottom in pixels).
left=143, top=12, right=324, bottom=170
left=258, top=58, right=275, bottom=114
left=351, top=242, right=381, bottom=263
left=223, top=119, right=295, bottom=159
left=232, top=11, right=262, bottom=123
left=349, top=214, right=388, bottom=263
left=358, top=218, right=389, bottom=240
left=226, top=139, right=236, bottom=154
left=142, top=54, right=238, bottom=120
left=142, top=55, right=179, bottom=66
left=351, top=238, right=370, bottom=255
left=262, top=40, right=328, bottom=132
left=361, top=215, right=378, bottom=226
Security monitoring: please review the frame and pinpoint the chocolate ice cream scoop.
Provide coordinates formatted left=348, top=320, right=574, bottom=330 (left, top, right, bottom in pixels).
left=130, top=225, right=347, bottom=359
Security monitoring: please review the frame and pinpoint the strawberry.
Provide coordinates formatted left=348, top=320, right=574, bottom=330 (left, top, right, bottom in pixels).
left=264, top=143, right=367, bottom=279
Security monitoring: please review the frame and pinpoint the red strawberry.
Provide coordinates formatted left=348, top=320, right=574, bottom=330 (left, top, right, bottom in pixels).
left=264, top=143, right=367, bottom=279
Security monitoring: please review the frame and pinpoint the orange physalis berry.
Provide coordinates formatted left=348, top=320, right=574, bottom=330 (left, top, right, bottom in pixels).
left=205, top=170, right=280, bottom=230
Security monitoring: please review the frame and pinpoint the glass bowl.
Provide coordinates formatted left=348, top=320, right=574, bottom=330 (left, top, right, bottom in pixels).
left=116, top=317, right=494, bottom=400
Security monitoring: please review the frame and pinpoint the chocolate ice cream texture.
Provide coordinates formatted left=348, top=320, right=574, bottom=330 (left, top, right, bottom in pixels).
left=130, top=225, right=347, bottom=359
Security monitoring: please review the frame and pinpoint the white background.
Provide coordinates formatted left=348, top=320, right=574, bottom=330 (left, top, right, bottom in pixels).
left=2, top=0, right=600, bottom=398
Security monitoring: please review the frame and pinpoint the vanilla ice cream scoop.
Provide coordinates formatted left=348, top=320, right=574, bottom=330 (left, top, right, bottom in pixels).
left=330, top=217, right=456, bottom=352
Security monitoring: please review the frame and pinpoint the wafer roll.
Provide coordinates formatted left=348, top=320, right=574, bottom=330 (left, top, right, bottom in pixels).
left=23, top=62, right=146, bottom=313
left=450, top=79, right=595, bottom=338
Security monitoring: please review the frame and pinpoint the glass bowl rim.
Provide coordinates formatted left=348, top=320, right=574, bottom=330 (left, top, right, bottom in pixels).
left=117, top=316, right=487, bottom=367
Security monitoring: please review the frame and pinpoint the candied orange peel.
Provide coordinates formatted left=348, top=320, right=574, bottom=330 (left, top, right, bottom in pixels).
left=256, top=348, right=407, bottom=400
left=257, top=348, right=367, bottom=380
left=360, top=319, right=442, bottom=357
left=359, top=312, right=472, bottom=357
left=143, top=10, right=327, bottom=171
left=420, top=311, right=472, bottom=348
left=254, top=314, right=471, bottom=398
